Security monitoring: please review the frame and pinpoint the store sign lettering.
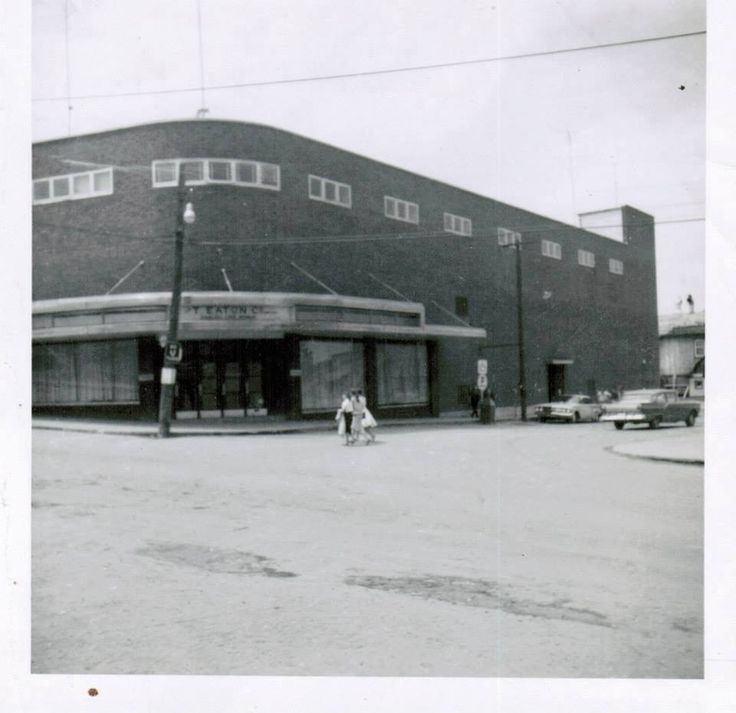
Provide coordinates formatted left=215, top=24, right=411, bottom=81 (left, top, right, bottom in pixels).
left=182, top=304, right=287, bottom=321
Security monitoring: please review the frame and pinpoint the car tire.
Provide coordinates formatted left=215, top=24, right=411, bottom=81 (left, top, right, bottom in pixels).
left=685, top=410, right=697, bottom=427
left=648, top=416, right=662, bottom=429
left=574, top=412, right=581, bottom=423
left=614, top=421, right=624, bottom=430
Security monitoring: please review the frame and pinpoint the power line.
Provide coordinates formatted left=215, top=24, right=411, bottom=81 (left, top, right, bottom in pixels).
left=32, top=216, right=703, bottom=248
left=34, top=220, right=174, bottom=241
left=32, top=30, right=705, bottom=103
left=192, top=217, right=705, bottom=248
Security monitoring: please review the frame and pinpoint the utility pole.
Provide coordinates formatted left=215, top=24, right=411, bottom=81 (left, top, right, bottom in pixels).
left=157, top=171, right=195, bottom=438
left=514, top=237, right=528, bottom=421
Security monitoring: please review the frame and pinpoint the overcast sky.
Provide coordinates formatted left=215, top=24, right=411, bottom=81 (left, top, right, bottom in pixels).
left=32, top=0, right=706, bottom=315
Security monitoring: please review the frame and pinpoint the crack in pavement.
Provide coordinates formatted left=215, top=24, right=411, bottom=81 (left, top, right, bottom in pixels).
left=345, top=574, right=612, bottom=628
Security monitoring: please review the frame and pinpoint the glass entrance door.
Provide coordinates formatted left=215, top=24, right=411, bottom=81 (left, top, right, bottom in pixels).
left=172, top=340, right=287, bottom=419
left=244, top=359, right=266, bottom=415
left=199, top=355, right=220, bottom=417
left=222, top=359, right=244, bottom=416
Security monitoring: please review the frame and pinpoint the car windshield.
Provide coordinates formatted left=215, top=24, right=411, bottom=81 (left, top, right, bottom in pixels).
left=552, top=394, right=577, bottom=403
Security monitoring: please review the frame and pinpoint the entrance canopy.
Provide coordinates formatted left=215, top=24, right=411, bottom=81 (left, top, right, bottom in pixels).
left=33, top=291, right=487, bottom=343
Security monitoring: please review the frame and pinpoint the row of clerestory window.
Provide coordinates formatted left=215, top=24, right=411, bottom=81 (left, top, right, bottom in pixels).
left=539, top=238, right=623, bottom=274
left=31, top=161, right=624, bottom=272
left=33, top=168, right=114, bottom=205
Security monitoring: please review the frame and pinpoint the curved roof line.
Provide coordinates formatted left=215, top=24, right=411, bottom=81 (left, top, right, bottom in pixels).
left=33, top=119, right=649, bottom=236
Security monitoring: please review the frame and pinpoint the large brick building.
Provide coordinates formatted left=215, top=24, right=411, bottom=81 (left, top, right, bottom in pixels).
left=32, top=120, right=659, bottom=420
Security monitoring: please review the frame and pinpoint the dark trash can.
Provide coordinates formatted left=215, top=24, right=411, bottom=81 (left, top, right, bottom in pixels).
left=479, top=398, right=495, bottom=424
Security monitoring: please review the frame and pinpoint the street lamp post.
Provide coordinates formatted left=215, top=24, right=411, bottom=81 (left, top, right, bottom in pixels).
left=513, top=237, right=528, bottom=421
left=157, top=172, right=195, bottom=439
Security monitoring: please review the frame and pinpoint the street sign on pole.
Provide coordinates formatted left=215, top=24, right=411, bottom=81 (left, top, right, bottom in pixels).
left=477, top=374, right=488, bottom=391
left=165, top=342, right=183, bottom=363
left=477, top=359, right=488, bottom=375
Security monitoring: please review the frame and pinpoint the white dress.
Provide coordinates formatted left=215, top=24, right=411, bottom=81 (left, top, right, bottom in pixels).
left=362, top=407, right=377, bottom=429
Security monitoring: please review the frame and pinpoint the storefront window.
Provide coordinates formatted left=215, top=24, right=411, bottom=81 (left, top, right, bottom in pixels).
left=376, top=342, right=429, bottom=406
left=32, top=340, right=139, bottom=405
left=300, top=339, right=364, bottom=412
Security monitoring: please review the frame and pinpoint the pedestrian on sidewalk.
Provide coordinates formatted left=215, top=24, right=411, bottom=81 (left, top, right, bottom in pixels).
left=470, top=385, right=481, bottom=418
left=336, top=392, right=353, bottom=446
left=362, top=402, right=378, bottom=444
left=350, top=388, right=368, bottom=444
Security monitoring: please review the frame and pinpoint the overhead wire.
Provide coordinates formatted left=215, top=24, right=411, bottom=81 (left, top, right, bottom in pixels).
left=32, top=216, right=704, bottom=249
left=32, top=30, right=705, bottom=103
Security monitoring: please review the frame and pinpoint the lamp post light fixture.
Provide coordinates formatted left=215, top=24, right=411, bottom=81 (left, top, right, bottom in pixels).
left=157, top=173, right=195, bottom=438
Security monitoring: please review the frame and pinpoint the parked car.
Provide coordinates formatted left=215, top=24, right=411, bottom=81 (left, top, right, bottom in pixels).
left=534, top=394, right=603, bottom=423
left=600, top=389, right=700, bottom=430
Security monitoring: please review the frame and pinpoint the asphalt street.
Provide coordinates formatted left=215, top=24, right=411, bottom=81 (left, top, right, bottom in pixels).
left=31, top=419, right=703, bottom=677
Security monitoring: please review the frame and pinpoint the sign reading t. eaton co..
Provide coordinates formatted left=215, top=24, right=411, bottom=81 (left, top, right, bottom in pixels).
left=182, top=304, right=289, bottom=322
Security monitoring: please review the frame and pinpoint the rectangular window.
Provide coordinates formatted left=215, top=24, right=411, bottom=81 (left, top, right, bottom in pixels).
left=72, top=173, right=91, bottom=195
left=541, top=240, right=562, bottom=260
left=384, top=195, right=419, bottom=224
left=609, top=258, right=624, bottom=274
left=578, top=249, right=596, bottom=268
left=181, top=160, right=205, bottom=183
left=299, top=339, right=364, bottom=412
left=444, top=212, right=472, bottom=236
left=236, top=161, right=257, bottom=184
left=33, top=168, right=113, bottom=205
left=376, top=342, right=429, bottom=406
left=498, top=227, right=521, bottom=246
left=260, top=163, right=280, bottom=188
left=92, top=170, right=112, bottom=193
left=308, top=175, right=352, bottom=208
left=694, top=338, right=705, bottom=358
left=309, top=176, right=321, bottom=197
left=153, top=161, right=178, bottom=185
left=32, top=339, right=139, bottom=405
left=52, top=176, right=70, bottom=197
left=33, top=180, right=50, bottom=202
left=208, top=161, right=232, bottom=182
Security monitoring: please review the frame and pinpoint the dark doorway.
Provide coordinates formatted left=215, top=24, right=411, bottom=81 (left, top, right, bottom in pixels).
left=547, top=363, right=566, bottom=401
left=174, top=340, right=288, bottom=419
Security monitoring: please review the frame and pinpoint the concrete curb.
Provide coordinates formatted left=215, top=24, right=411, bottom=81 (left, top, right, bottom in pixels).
left=32, top=416, right=527, bottom=438
left=607, top=444, right=704, bottom=466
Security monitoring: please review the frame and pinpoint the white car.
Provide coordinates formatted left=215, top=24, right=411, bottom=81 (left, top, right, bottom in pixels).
left=534, top=394, right=603, bottom=423
left=600, top=389, right=701, bottom=430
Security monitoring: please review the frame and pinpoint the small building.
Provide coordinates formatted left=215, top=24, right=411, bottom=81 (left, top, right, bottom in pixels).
left=658, top=311, right=705, bottom=397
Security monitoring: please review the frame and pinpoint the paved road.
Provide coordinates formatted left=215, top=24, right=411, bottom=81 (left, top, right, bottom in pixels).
left=31, top=420, right=703, bottom=677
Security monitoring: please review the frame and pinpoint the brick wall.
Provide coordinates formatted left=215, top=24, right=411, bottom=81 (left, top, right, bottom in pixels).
left=33, top=120, right=660, bottom=410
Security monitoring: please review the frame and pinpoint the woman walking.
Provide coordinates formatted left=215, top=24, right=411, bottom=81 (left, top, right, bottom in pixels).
left=336, top=392, right=353, bottom=445
left=351, top=388, right=377, bottom=445
left=362, top=403, right=377, bottom=444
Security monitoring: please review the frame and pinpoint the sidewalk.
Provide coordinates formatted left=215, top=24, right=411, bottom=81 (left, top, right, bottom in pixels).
left=610, top=428, right=704, bottom=465
left=31, top=410, right=521, bottom=437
